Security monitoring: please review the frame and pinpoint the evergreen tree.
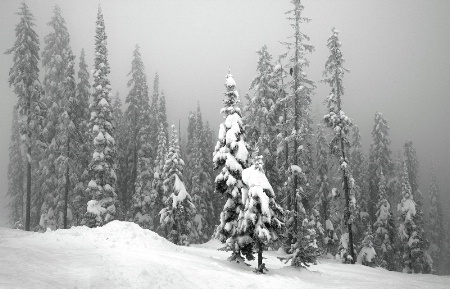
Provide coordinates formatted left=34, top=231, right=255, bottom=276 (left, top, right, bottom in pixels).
left=112, top=92, right=128, bottom=220
left=7, top=106, right=25, bottom=226
left=151, top=123, right=168, bottom=232
left=72, top=49, right=91, bottom=225
left=190, top=106, right=214, bottom=242
left=314, top=124, right=336, bottom=253
left=397, top=164, right=432, bottom=273
left=324, top=28, right=356, bottom=263
left=37, top=5, right=75, bottom=230
left=159, top=91, right=169, bottom=142
left=368, top=112, right=393, bottom=224
left=280, top=0, right=315, bottom=215
left=160, top=125, right=195, bottom=245
left=276, top=1, right=317, bottom=267
left=84, top=6, right=117, bottom=227
left=239, top=155, right=284, bottom=273
left=124, top=44, right=151, bottom=218
left=350, top=126, right=370, bottom=243
left=404, top=141, right=419, bottom=198
left=213, top=72, right=250, bottom=261
left=54, top=50, right=78, bottom=229
left=322, top=28, right=356, bottom=263
left=373, top=169, right=396, bottom=270
left=428, top=162, right=444, bottom=274
left=6, top=2, right=43, bottom=231
left=244, top=45, right=281, bottom=195
left=148, top=73, right=160, bottom=161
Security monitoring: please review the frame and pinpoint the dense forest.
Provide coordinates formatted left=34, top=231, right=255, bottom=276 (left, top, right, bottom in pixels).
left=5, top=0, right=449, bottom=276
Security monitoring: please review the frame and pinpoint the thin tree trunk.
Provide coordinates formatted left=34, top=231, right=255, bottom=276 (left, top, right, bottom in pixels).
left=257, top=241, right=263, bottom=271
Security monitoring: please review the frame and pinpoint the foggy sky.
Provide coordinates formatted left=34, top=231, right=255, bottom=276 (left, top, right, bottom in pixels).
left=0, top=0, right=449, bottom=226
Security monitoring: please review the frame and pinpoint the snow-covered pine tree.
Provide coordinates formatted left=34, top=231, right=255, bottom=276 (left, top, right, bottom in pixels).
left=150, top=124, right=168, bottom=232
left=151, top=123, right=168, bottom=232
left=124, top=44, right=151, bottom=220
left=315, top=124, right=336, bottom=254
left=160, top=125, right=195, bottom=245
left=403, top=141, right=419, bottom=198
left=84, top=5, right=117, bottom=227
left=159, top=91, right=169, bottom=143
left=397, top=163, right=432, bottom=273
left=112, top=92, right=128, bottom=220
left=7, top=106, right=25, bottom=227
left=54, top=50, right=78, bottom=229
left=213, top=71, right=250, bottom=261
left=239, top=155, right=284, bottom=273
left=148, top=73, right=161, bottom=162
left=184, top=110, right=197, bottom=190
left=275, top=1, right=317, bottom=267
left=190, top=105, right=215, bottom=242
left=203, top=121, right=220, bottom=225
left=373, top=169, right=396, bottom=270
left=37, top=5, right=75, bottom=230
left=280, top=0, right=315, bottom=215
left=244, top=45, right=282, bottom=196
left=350, top=125, right=370, bottom=243
left=128, top=158, right=152, bottom=229
left=6, top=2, right=43, bottom=231
left=72, top=49, right=92, bottom=225
left=368, top=112, right=393, bottom=224
left=428, top=162, right=444, bottom=274
left=322, top=27, right=356, bottom=263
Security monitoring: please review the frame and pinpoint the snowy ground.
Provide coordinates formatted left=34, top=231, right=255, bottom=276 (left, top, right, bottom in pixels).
left=0, top=221, right=448, bottom=289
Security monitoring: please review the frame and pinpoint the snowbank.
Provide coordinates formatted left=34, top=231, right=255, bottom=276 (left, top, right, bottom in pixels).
left=0, top=221, right=449, bottom=289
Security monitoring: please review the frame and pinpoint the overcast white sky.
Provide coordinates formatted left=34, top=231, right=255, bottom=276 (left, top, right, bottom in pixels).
left=0, top=0, right=449, bottom=226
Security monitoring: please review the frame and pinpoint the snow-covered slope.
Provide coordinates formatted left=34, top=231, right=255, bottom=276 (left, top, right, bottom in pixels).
left=0, top=221, right=448, bottom=289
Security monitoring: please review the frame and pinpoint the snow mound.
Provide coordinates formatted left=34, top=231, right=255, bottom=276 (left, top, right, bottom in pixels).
left=33, top=221, right=176, bottom=251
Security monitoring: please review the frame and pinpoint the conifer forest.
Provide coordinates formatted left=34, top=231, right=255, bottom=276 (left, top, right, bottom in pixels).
left=1, top=0, right=449, bottom=287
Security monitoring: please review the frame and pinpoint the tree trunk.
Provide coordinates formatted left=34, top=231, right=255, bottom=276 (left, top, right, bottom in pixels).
left=64, top=136, right=70, bottom=229
left=257, top=241, right=263, bottom=270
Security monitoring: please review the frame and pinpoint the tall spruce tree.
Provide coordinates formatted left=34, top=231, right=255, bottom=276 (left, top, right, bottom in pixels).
left=373, top=169, right=396, bottom=270
left=160, top=125, right=195, bottom=245
left=149, top=73, right=160, bottom=161
left=190, top=105, right=214, bottom=242
left=368, top=112, right=393, bottom=224
left=7, top=106, right=25, bottom=227
left=315, top=124, right=336, bottom=253
left=6, top=2, right=42, bottom=231
left=112, top=92, right=128, bottom=220
left=151, top=123, right=168, bottom=232
left=350, top=125, right=370, bottom=243
left=84, top=5, right=117, bottom=227
left=404, top=141, right=419, bottom=198
left=397, top=164, right=432, bottom=273
left=276, top=1, right=317, bottom=268
left=72, top=49, right=91, bottom=225
left=38, top=5, right=74, bottom=230
left=244, top=45, right=281, bottom=194
left=322, top=28, right=356, bottom=263
left=213, top=72, right=250, bottom=261
left=428, top=162, right=443, bottom=274
left=124, top=45, right=151, bottom=219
